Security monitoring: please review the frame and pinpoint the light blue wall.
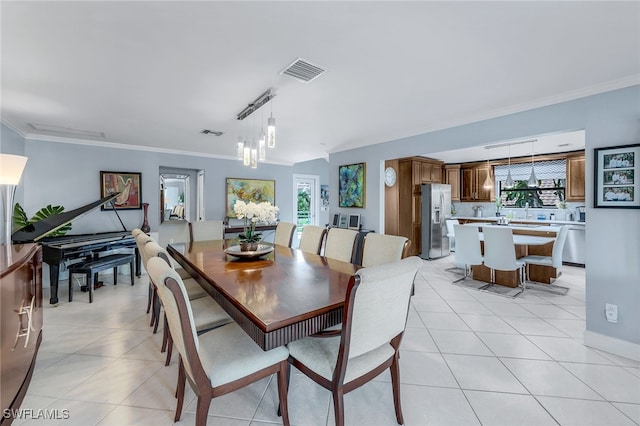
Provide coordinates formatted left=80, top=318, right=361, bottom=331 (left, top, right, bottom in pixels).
left=329, top=85, right=640, bottom=347
left=17, top=137, right=299, bottom=235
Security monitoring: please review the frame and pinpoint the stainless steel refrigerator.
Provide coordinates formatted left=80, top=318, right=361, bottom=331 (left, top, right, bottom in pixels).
left=420, top=183, right=451, bottom=259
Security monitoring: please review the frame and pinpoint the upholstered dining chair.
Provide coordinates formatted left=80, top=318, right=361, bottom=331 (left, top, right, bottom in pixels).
left=134, top=232, right=156, bottom=315
left=482, top=225, right=526, bottom=296
left=446, top=219, right=459, bottom=252
left=136, top=232, right=199, bottom=331
left=452, top=224, right=484, bottom=283
left=324, top=228, right=358, bottom=263
left=520, top=225, right=569, bottom=294
left=142, top=241, right=210, bottom=333
left=287, top=256, right=423, bottom=426
left=360, top=233, right=410, bottom=267
left=298, top=225, right=327, bottom=254
left=146, top=257, right=290, bottom=426
left=146, top=243, right=233, bottom=365
left=189, top=220, right=224, bottom=242
left=274, top=222, right=297, bottom=247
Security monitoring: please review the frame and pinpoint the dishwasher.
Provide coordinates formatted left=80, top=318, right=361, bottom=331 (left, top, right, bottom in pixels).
left=562, top=225, right=585, bottom=266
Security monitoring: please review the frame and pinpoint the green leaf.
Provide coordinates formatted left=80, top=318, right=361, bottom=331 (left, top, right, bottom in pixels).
left=30, top=204, right=72, bottom=237
left=12, top=203, right=30, bottom=230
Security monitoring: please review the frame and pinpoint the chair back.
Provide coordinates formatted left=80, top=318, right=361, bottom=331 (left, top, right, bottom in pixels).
left=274, top=222, right=297, bottom=247
left=132, top=228, right=144, bottom=238
left=551, top=225, right=569, bottom=268
left=446, top=220, right=458, bottom=238
left=143, top=241, right=178, bottom=270
left=135, top=233, right=156, bottom=267
left=147, top=256, right=202, bottom=383
left=298, top=225, right=327, bottom=254
left=324, top=228, right=358, bottom=263
left=482, top=226, right=518, bottom=271
left=159, top=221, right=190, bottom=248
left=361, top=233, right=409, bottom=267
left=344, top=256, right=422, bottom=359
left=453, top=224, right=483, bottom=266
left=189, top=220, right=224, bottom=242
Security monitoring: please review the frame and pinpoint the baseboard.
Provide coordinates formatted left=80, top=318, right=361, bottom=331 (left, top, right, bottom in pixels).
left=583, top=330, right=640, bottom=362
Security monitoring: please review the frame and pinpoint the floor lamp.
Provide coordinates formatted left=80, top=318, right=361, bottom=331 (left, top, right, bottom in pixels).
left=0, top=154, right=28, bottom=246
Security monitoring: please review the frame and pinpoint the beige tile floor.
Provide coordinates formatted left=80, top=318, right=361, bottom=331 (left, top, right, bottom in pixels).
left=16, top=257, right=640, bottom=425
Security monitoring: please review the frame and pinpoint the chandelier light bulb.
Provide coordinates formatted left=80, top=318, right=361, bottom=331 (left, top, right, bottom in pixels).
left=267, top=115, right=276, bottom=148
left=243, top=142, right=251, bottom=166
left=251, top=147, right=258, bottom=169
left=237, top=138, right=244, bottom=160
left=259, top=130, right=266, bottom=161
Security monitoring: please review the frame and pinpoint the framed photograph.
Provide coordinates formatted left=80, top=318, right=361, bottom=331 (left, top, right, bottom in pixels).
left=348, top=213, right=361, bottom=230
left=594, top=143, right=640, bottom=209
left=226, top=178, right=276, bottom=217
left=331, top=213, right=341, bottom=227
left=338, top=162, right=366, bottom=208
left=339, top=215, right=348, bottom=228
left=100, top=171, right=142, bottom=210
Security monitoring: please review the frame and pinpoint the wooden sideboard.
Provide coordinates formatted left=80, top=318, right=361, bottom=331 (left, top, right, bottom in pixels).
left=1, top=244, right=43, bottom=424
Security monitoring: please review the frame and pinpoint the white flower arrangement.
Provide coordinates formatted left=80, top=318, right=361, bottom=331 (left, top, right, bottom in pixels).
left=233, top=200, right=279, bottom=243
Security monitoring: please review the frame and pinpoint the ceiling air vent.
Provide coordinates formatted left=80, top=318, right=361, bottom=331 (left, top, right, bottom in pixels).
left=280, top=58, right=326, bottom=83
left=201, top=129, right=224, bottom=136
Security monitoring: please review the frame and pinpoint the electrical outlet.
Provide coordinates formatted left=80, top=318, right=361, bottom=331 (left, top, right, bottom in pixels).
left=605, top=303, right=618, bottom=323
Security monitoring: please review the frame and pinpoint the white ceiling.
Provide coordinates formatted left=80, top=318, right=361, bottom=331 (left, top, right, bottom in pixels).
left=2, top=2, right=639, bottom=165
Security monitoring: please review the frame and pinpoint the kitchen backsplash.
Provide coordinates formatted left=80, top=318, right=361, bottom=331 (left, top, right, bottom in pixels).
left=451, top=201, right=585, bottom=221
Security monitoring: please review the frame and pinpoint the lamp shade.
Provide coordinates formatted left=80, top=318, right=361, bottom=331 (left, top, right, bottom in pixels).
left=0, top=154, right=28, bottom=185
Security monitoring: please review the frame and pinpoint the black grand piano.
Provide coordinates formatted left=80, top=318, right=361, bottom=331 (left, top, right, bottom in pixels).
left=11, top=193, right=141, bottom=304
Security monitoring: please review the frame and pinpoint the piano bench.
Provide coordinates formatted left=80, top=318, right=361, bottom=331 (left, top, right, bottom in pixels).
left=68, top=253, right=135, bottom=303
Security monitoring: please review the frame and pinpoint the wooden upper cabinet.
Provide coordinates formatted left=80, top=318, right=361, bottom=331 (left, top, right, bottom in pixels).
left=461, top=164, right=493, bottom=202
left=566, top=154, right=585, bottom=201
left=445, top=165, right=461, bottom=201
left=475, top=165, right=493, bottom=201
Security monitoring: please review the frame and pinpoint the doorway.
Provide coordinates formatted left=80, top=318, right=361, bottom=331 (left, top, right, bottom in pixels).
left=293, top=174, right=320, bottom=243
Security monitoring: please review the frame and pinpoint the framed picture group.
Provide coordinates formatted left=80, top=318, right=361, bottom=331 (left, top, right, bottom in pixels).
left=594, top=143, right=639, bottom=209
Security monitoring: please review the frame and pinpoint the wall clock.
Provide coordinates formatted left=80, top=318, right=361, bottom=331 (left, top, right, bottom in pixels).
left=384, top=167, right=397, bottom=187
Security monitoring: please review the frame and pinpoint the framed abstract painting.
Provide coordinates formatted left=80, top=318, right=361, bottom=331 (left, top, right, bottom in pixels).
left=226, top=178, right=276, bottom=217
left=338, top=163, right=366, bottom=208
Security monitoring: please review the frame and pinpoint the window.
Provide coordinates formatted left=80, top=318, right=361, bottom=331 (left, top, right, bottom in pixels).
left=495, top=160, right=566, bottom=208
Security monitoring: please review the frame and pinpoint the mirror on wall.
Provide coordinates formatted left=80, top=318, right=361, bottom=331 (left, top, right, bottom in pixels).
left=160, top=173, right=190, bottom=223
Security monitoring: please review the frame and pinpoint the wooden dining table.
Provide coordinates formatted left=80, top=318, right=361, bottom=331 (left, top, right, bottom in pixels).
left=167, top=240, right=359, bottom=350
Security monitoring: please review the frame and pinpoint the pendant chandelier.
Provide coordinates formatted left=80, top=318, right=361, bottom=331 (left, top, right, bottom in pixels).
left=482, top=158, right=493, bottom=190
left=527, top=139, right=538, bottom=187
left=236, top=88, right=277, bottom=168
left=504, top=144, right=514, bottom=188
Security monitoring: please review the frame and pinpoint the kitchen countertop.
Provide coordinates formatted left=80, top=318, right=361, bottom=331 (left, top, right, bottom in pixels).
left=452, top=216, right=585, bottom=226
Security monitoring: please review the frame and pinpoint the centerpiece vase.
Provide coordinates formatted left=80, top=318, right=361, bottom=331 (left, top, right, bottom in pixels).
left=141, top=202, right=151, bottom=233
left=239, top=241, right=259, bottom=252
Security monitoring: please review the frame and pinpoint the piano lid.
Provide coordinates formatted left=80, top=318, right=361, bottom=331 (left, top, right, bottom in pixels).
left=11, top=192, right=122, bottom=243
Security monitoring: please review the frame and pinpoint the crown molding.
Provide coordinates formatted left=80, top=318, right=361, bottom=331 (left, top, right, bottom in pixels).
left=21, top=133, right=295, bottom=166
left=0, top=116, right=28, bottom=138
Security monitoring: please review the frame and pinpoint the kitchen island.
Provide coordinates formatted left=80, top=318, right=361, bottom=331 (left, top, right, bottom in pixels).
left=453, top=220, right=566, bottom=287
left=453, top=216, right=585, bottom=266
